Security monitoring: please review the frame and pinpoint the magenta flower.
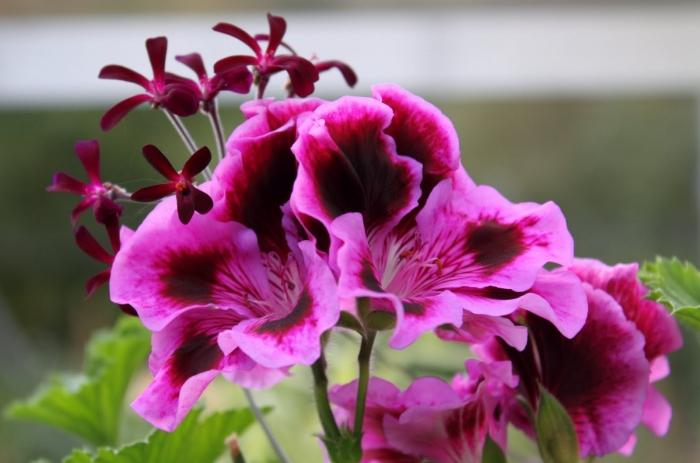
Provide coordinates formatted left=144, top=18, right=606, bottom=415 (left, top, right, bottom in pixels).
left=329, top=360, right=518, bottom=462
left=290, top=84, right=576, bottom=348
left=569, top=258, right=683, bottom=454
left=213, top=14, right=319, bottom=98
left=131, top=145, right=213, bottom=225
left=110, top=100, right=340, bottom=431
left=47, top=139, right=124, bottom=247
left=489, top=280, right=652, bottom=457
left=99, top=37, right=200, bottom=130
left=175, top=52, right=253, bottom=112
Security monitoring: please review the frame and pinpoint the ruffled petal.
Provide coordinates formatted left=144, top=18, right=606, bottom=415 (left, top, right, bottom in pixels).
left=416, top=180, right=573, bottom=292
left=292, top=96, right=422, bottom=234
left=110, top=193, right=272, bottom=330
left=220, top=241, right=339, bottom=368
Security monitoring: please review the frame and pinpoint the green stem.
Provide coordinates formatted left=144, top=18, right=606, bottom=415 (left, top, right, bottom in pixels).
left=353, top=330, right=375, bottom=440
left=242, top=389, right=291, bottom=463
left=311, top=350, right=341, bottom=440
left=206, top=101, right=226, bottom=163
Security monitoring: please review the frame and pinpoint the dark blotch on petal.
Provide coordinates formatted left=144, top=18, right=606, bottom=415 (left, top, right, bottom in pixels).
left=256, top=290, right=312, bottom=333
left=360, top=261, right=383, bottom=292
left=464, top=220, right=526, bottom=271
left=159, top=248, right=227, bottom=305
left=171, top=334, right=222, bottom=384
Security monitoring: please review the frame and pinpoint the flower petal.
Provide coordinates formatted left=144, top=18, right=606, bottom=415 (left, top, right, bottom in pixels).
left=265, top=13, right=287, bottom=55
left=74, top=139, right=101, bottom=184
left=98, top=65, right=150, bottom=89
left=221, top=241, right=339, bottom=368
left=100, top=94, right=152, bottom=131
left=110, top=193, right=272, bottom=331
left=175, top=52, right=207, bottom=79
left=131, top=183, right=176, bottom=202
left=142, top=144, right=179, bottom=181
left=213, top=23, right=262, bottom=56
left=47, top=172, right=86, bottom=194
left=416, top=180, right=574, bottom=292
left=213, top=54, right=259, bottom=74
left=641, top=385, right=672, bottom=436
left=146, top=36, right=167, bottom=82
left=292, top=96, right=422, bottom=234
left=271, top=55, right=319, bottom=97
left=316, top=60, right=358, bottom=87
left=182, top=147, right=212, bottom=178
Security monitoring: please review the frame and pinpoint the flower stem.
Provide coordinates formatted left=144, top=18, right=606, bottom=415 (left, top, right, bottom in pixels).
left=353, top=329, right=375, bottom=441
left=242, top=388, right=291, bottom=463
left=163, top=110, right=212, bottom=180
left=311, top=349, right=341, bottom=441
left=206, top=101, right=227, bottom=163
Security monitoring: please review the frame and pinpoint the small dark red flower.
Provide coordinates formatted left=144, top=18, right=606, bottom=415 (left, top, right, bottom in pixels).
left=175, top=52, right=253, bottom=112
left=75, top=225, right=136, bottom=316
left=47, top=140, right=124, bottom=243
left=131, top=145, right=213, bottom=224
left=99, top=37, right=200, bottom=130
left=213, top=13, right=319, bottom=98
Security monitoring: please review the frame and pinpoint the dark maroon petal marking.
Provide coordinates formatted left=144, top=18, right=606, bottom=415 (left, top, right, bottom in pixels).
left=98, top=65, right=150, bottom=89
left=297, top=213, right=331, bottom=253
left=213, top=23, right=262, bottom=56
left=100, top=94, right=152, bottom=131
left=74, top=140, right=101, bottom=184
left=459, top=286, right=525, bottom=301
left=361, top=261, right=383, bottom=292
left=265, top=13, right=287, bottom=55
left=171, top=334, right=222, bottom=384
left=182, top=147, right=211, bottom=177
left=131, top=183, right=177, bottom=202
left=315, top=60, right=358, bottom=87
left=158, top=247, right=227, bottom=305
left=256, top=290, right=312, bottom=333
left=464, top=220, right=526, bottom=271
left=403, top=301, right=424, bottom=315
left=119, top=304, right=138, bottom=317
left=221, top=129, right=297, bottom=254
left=146, top=37, right=168, bottom=82
left=176, top=53, right=207, bottom=79
left=142, top=145, right=179, bottom=180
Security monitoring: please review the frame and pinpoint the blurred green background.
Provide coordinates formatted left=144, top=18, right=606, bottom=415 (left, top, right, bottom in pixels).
left=1, top=1, right=700, bottom=463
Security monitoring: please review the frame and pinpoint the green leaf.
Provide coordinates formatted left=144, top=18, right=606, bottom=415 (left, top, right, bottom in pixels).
left=482, top=435, right=507, bottom=463
left=6, top=317, right=150, bottom=446
left=535, top=386, right=579, bottom=463
left=640, top=257, right=700, bottom=331
left=62, top=407, right=257, bottom=463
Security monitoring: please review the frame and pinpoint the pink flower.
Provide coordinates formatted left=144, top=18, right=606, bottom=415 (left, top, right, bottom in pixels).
left=569, top=258, right=683, bottom=454
left=290, top=84, right=578, bottom=349
left=109, top=99, right=339, bottom=431
left=131, top=145, right=213, bottom=225
left=99, top=37, right=200, bottom=130
left=175, top=52, right=253, bottom=112
left=213, top=14, right=319, bottom=98
left=329, top=360, right=518, bottom=463
left=488, top=278, right=653, bottom=457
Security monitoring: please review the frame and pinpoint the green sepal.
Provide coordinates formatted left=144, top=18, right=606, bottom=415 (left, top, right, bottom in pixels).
left=535, top=386, right=580, bottom=463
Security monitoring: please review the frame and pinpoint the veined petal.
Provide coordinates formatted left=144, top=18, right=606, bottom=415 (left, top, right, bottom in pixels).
left=292, top=96, right=422, bottom=234
left=110, top=193, right=272, bottom=331
left=416, top=180, right=573, bottom=292
left=389, top=292, right=463, bottom=349
left=221, top=241, right=339, bottom=368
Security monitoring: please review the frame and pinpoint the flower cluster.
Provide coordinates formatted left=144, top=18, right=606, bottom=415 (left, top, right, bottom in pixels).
left=49, top=13, right=682, bottom=463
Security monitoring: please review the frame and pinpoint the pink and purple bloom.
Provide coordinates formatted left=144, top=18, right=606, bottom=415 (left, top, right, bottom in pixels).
left=290, top=84, right=580, bottom=349
left=329, top=360, right=518, bottom=463
left=109, top=98, right=339, bottom=431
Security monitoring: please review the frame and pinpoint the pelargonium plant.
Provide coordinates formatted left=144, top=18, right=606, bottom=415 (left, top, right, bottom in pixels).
left=16, top=11, right=700, bottom=463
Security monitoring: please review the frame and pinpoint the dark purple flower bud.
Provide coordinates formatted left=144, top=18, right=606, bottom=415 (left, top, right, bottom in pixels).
left=131, top=145, right=213, bottom=224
